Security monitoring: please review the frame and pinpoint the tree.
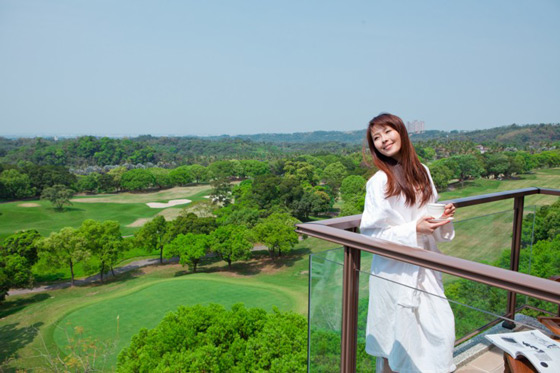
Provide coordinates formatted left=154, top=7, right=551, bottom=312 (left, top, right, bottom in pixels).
left=76, top=173, right=100, bottom=193
left=254, top=213, right=300, bottom=258
left=168, top=165, right=193, bottom=186
left=310, top=189, right=333, bottom=216
left=283, top=161, right=317, bottom=186
left=135, top=215, right=168, bottom=264
left=322, top=162, right=347, bottom=196
left=290, top=189, right=332, bottom=220
left=167, top=212, right=217, bottom=241
left=117, top=304, right=307, bottom=372
left=209, top=178, right=232, bottom=206
left=0, top=254, right=34, bottom=301
left=339, top=175, right=367, bottom=216
left=340, top=175, right=366, bottom=201
left=164, top=233, right=209, bottom=272
left=107, top=166, right=127, bottom=191
left=120, top=169, right=155, bottom=191
left=448, top=155, right=483, bottom=186
left=41, top=184, right=74, bottom=210
left=521, top=200, right=560, bottom=245
left=148, top=168, right=172, bottom=189
left=2, top=229, right=42, bottom=265
left=40, top=227, right=89, bottom=286
left=278, top=176, right=304, bottom=212
left=98, top=172, right=119, bottom=193
left=79, top=219, right=123, bottom=282
left=0, top=169, right=35, bottom=199
left=239, top=160, right=270, bottom=178
left=483, top=153, right=510, bottom=178
left=250, top=174, right=281, bottom=209
left=207, top=160, right=235, bottom=180
left=188, top=164, right=207, bottom=184
left=215, top=206, right=260, bottom=228
left=210, top=225, right=253, bottom=268
left=19, top=163, right=76, bottom=194
left=429, top=162, right=453, bottom=192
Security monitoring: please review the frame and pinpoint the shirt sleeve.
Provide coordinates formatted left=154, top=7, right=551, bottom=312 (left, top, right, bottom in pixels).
left=424, top=165, right=455, bottom=242
left=359, top=172, right=419, bottom=248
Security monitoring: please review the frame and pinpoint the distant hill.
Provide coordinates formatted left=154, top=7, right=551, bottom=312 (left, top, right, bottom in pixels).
left=211, top=123, right=560, bottom=147
left=1, top=123, right=558, bottom=167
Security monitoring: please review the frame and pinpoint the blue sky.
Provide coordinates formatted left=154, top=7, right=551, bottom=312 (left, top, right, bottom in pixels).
left=1, top=0, right=559, bottom=137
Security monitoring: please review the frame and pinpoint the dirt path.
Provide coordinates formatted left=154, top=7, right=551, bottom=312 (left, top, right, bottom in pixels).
left=9, top=243, right=272, bottom=296
left=8, top=257, right=179, bottom=296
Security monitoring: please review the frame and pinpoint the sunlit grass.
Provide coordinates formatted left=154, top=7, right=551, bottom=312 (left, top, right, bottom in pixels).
left=1, top=170, right=558, bottom=371
left=0, top=185, right=212, bottom=241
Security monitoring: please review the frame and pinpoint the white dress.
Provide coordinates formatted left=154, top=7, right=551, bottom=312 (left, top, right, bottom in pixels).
left=359, top=168, right=456, bottom=373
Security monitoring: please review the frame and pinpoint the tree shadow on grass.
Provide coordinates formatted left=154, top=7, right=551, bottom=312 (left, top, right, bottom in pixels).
left=186, top=246, right=312, bottom=277
left=84, top=268, right=144, bottom=288
left=0, top=322, right=44, bottom=365
left=0, top=293, right=50, bottom=319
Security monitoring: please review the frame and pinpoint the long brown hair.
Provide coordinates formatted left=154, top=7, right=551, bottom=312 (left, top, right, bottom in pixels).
left=365, top=113, right=433, bottom=206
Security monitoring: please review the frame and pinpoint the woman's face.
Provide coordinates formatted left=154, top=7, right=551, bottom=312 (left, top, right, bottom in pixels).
left=371, top=124, right=402, bottom=161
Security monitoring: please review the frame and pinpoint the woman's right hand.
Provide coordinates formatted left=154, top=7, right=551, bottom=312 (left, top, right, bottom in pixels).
left=416, top=215, right=450, bottom=234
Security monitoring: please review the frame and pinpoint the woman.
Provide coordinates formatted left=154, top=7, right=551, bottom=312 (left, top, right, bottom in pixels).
left=360, top=113, right=456, bottom=373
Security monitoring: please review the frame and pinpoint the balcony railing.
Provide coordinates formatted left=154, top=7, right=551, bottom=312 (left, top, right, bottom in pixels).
left=296, top=187, right=560, bottom=372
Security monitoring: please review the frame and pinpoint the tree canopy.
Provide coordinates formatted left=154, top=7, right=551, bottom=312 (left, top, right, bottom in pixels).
left=41, top=184, right=74, bottom=210
left=117, top=303, right=307, bottom=372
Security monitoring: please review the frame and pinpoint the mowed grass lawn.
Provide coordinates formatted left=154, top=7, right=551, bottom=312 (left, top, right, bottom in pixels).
left=0, top=185, right=212, bottom=241
left=0, top=238, right=331, bottom=371
left=53, top=276, right=299, bottom=368
left=1, top=170, right=559, bottom=370
left=436, top=168, right=560, bottom=268
left=439, top=168, right=560, bottom=219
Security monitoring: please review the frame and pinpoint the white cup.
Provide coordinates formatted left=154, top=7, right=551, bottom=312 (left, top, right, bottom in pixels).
left=426, top=203, right=445, bottom=218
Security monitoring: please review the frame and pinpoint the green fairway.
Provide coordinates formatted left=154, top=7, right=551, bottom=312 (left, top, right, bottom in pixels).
left=439, top=168, right=560, bottom=220
left=0, top=186, right=212, bottom=241
left=53, top=276, right=297, bottom=368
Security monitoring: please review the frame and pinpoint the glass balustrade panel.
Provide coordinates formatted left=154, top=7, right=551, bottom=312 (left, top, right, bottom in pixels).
left=355, top=264, right=557, bottom=372
left=308, top=248, right=344, bottom=372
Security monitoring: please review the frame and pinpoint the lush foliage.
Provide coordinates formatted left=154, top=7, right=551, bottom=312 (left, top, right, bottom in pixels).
left=40, top=184, right=75, bottom=210
left=0, top=230, right=41, bottom=300
left=117, top=304, right=307, bottom=372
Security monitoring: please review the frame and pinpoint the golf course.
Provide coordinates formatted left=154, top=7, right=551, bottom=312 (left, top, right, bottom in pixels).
left=1, top=169, right=559, bottom=371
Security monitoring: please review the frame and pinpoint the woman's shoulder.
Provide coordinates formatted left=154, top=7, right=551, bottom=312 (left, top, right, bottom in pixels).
left=421, top=163, right=433, bottom=176
left=367, top=170, right=388, bottom=188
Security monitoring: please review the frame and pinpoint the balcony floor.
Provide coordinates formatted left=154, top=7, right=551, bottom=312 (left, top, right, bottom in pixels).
left=453, top=314, right=549, bottom=372
left=456, top=345, right=504, bottom=373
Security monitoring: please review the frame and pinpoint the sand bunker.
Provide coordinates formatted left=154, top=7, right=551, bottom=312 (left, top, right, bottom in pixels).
left=19, top=203, right=40, bottom=207
left=146, top=199, right=191, bottom=208
left=127, top=209, right=183, bottom=227
left=127, top=218, right=151, bottom=228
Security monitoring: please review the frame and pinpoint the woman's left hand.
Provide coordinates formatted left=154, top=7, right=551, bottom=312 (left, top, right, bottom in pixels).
left=442, top=203, right=456, bottom=218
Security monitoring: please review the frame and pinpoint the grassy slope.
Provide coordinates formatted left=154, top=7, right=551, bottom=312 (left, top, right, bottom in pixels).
left=1, top=170, right=558, bottom=370
left=436, top=169, right=560, bottom=265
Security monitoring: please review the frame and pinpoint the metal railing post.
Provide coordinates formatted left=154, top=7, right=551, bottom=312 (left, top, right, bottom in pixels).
left=503, top=195, right=525, bottom=329
left=340, top=241, right=361, bottom=373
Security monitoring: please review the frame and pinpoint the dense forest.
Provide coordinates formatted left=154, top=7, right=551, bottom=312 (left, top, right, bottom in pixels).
left=210, top=123, right=560, bottom=146
left=0, top=123, right=558, bottom=169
